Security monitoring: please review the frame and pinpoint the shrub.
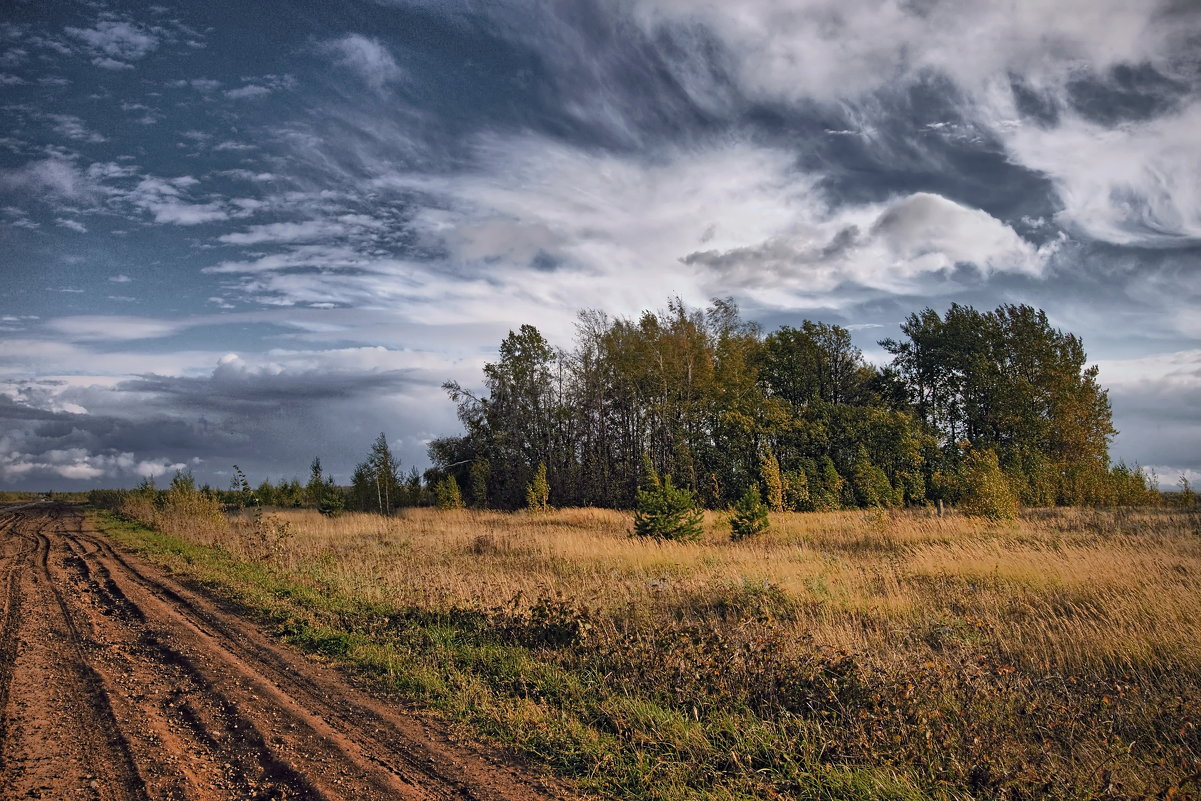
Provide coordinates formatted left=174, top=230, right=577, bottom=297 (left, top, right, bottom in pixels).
left=783, top=469, right=809, bottom=511
left=525, top=461, right=550, bottom=512
left=434, top=475, right=465, bottom=510
left=633, top=473, right=704, bottom=542
left=959, top=447, right=1018, bottom=520
left=849, top=446, right=894, bottom=508
left=729, top=485, right=769, bottom=541
left=469, top=458, right=490, bottom=508
left=760, top=451, right=785, bottom=513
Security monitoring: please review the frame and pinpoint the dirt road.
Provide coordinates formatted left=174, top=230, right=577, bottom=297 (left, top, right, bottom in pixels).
left=0, top=503, right=575, bottom=801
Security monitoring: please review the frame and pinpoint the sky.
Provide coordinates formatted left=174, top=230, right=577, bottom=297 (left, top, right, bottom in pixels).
left=1, top=0, right=1200, bottom=491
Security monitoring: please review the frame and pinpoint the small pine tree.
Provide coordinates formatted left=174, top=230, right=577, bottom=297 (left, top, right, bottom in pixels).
left=640, top=452, right=661, bottom=490
left=230, top=464, right=255, bottom=508
left=434, top=475, right=465, bottom=510
left=730, top=485, right=770, bottom=541
left=633, top=474, right=703, bottom=542
left=306, top=457, right=326, bottom=509
left=760, top=450, right=785, bottom=513
left=318, top=476, right=344, bottom=516
left=525, top=461, right=550, bottom=511
left=959, top=447, right=1018, bottom=520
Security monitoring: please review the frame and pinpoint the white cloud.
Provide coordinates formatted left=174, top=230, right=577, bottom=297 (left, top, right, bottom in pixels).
left=109, top=274, right=132, bottom=283
left=322, top=34, right=403, bottom=91
left=47, top=114, right=106, bottom=143
left=66, top=18, right=160, bottom=65
left=93, top=57, right=134, bottom=70
left=47, top=315, right=187, bottom=342
left=217, top=219, right=366, bottom=245
left=407, top=135, right=1043, bottom=304
left=125, top=175, right=229, bottom=225
left=207, top=133, right=1046, bottom=332
left=624, top=1, right=1201, bottom=247
left=225, top=84, right=271, bottom=99
left=631, top=0, right=1179, bottom=104
left=987, top=101, right=1201, bottom=247
left=0, top=157, right=97, bottom=200
left=0, top=447, right=185, bottom=482
left=55, top=218, right=88, bottom=233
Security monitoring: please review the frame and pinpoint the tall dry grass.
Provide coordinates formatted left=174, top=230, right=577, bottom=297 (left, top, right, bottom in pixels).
left=109, top=501, right=1201, bottom=798
left=258, top=505, right=1201, bottom=677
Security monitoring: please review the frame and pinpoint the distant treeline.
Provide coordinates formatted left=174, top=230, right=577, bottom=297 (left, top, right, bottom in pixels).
left=89, top=442, right=431, bottom=517
left=427, top=299, right=1164, bottom=511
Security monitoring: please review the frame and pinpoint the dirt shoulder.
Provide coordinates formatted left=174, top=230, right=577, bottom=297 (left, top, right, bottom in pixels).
left=0, top=503, right=579, bottom=801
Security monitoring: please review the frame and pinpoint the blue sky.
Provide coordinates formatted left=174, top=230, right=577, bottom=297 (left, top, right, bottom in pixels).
left=2, top=0, right=1199, bottom=490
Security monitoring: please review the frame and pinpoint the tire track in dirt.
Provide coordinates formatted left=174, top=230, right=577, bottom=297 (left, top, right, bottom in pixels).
left=0, top=509, right=36, bottom=740
left=0, top=504, right=578, bottom=801
left=0, top=510, right=150, bottom=801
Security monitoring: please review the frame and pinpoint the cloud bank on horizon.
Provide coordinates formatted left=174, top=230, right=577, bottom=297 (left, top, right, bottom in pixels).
left=1, top=0, right=1199, bottom=489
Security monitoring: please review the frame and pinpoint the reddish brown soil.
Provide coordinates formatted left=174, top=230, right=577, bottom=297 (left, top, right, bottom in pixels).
left=0, top=503, right=579, bottom=801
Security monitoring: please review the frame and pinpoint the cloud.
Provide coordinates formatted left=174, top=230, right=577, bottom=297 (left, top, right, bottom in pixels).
left=65, top=18, right=160, bottom=66
left=0, top=157, right=98, bottom=201
left=47, top=316, right=188, bottom=342
left=989, top=101, right=1201, bottom=247
left=225, top=84, right=271, bottom=99
left=46, top=114, right=106, bottom=143
left=0, top=447, right=185, bottom=482
left=55, top=218, right=88, bottom=233
left=0, top=344, right=457, bottom=488
left=1097, top=349, right=1201, bottom=476
left=93, top=57, right=135, bottom=70
left=217, top=219, right=374, bottom=246
left=322, top=34, right=403, bottom=91
left=615, top=0, right=1201, bottom=249
left=630, top=0, right=1184, bottom=104
left=125, top=175, right=229, bottom=225
left=869, top=192, right=1044, bottom=274
left=109, top=274, right=132, bottom=283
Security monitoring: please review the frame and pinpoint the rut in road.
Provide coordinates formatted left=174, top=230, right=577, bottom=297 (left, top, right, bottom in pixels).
left=0, top=504, right=578, bottom=801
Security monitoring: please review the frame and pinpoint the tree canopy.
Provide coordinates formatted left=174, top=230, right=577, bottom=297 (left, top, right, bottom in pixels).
left=433, top=299, right=1135, bottom=511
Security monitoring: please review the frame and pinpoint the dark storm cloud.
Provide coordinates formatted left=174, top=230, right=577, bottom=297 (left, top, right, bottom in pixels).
left=119, top=358, right=423, bottom=411
left=0, top=355, right=451, bottom=488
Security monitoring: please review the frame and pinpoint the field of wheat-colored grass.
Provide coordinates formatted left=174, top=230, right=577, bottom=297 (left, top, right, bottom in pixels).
left=112, top=500, right=1201, bottom=799
left=242, top=505, right=1201, bottom=676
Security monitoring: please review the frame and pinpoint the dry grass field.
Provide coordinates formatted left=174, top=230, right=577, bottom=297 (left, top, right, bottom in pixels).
left=97, top=502, right=1201, bottom=800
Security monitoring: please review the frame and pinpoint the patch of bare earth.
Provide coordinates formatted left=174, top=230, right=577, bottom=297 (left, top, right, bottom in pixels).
left=0, top=503, right=578, bottom=801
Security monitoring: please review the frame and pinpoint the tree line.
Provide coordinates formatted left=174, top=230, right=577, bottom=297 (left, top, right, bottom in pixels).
left=89, top=298, right=1177, bottom=519
left=428, top=298, right=1158, bottom=511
